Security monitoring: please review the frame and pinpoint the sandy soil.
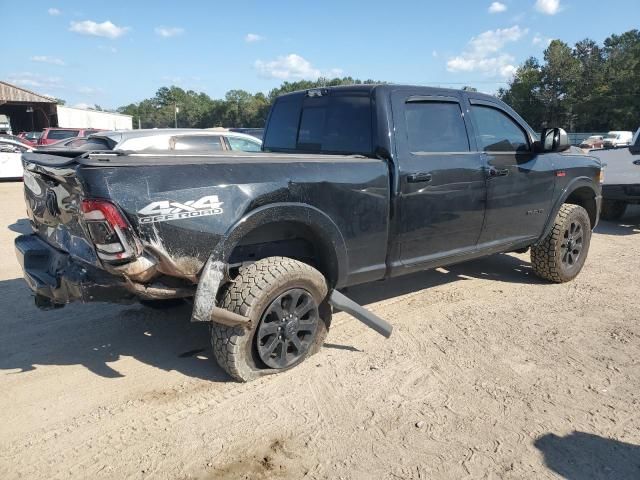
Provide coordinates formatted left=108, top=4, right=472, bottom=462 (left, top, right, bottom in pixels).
left=0, top=181, right=639, bottom=480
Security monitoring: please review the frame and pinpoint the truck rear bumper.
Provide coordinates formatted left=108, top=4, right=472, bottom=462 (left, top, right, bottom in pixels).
left=602, top=184, right=640, bottom=203
left=15, top=234, right=136, bottom=309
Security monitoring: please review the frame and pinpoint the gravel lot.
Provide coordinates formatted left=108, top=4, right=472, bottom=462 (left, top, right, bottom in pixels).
left=1, top=181, right=639, bottom=480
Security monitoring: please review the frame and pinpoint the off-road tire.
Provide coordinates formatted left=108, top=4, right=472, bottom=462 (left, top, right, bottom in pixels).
left=600, top=199, right=627, bottom=221
left=531, top=204, right=591, bottom=283
left=211, top=257, right=331, bottom=382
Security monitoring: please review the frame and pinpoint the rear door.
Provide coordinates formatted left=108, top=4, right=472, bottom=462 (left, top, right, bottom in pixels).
left=468, top=99, right=555, bottom=245
left=390, top=90, right=487, bottom=270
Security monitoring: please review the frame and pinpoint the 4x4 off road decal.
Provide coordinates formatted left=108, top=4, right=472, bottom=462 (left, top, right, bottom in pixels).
left=138, top=195, right=223, bottom=224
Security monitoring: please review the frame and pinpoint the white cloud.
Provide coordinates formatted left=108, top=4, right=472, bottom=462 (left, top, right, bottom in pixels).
left=155, top=26, right=184, bottom=38
left=532, top=34, right=553, bottom=46
left=73, top=102, right=92, bottom=109
left=488, top=2, right=507, bottom=13
left=535, top=0, right=561, bottom=15
left=6, top=72, right=64, bottom=91
left=245, top=33, right=264, bottom=43
left=69, top=20, right=129, bottom=39
left=254, top=54, right=342, bottom=80
left=30, top=55, right=65, bottom=66
left=48, top=8, right=60, bottom=16
left=446, top=25, right=527, bottom=78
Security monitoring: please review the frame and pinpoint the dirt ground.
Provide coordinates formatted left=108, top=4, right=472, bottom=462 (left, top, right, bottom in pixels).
left=0, top=181, right=639, bottom=480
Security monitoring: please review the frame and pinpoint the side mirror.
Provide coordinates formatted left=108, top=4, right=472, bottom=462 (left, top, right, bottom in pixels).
left=540, top=127, right=571, bottom=152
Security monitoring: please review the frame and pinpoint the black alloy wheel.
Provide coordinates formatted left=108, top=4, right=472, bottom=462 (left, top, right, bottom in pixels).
left=256, top=288, right=319, bottom=369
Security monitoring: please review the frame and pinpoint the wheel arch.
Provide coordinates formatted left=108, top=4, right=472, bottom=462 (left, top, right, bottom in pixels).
left=537, top=178, right=600, bottom=244
left=192, top=203, right=348, bottom=322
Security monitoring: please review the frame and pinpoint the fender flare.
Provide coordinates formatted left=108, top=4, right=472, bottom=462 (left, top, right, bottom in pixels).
left=191, top=202, right=348, bottom=322
left=536, top=177, right=600, bottom=244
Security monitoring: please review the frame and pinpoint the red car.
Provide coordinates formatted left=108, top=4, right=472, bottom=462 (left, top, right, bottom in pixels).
left=17, top=131, right=42, bottom=146
left=37, top=127, right=102, bottom=146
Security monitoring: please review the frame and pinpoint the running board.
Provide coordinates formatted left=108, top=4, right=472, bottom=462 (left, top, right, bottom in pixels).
left=328, top=290, right=393, bottom=338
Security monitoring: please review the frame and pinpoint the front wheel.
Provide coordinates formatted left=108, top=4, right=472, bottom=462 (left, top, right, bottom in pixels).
left=211, top=257, right=331, bottom=382
left=531, top=204, right=592, bottom=283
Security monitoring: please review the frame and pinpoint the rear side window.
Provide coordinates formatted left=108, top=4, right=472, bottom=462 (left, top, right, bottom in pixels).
left=404, top=102, right=470, bottom=152
left=264, top=92, right=373, bottom=155
left=264, top=95, right=303, bottom=150
left=471, top=105, right=529, bottom=152
left=48, top=130, right=79, bottom=140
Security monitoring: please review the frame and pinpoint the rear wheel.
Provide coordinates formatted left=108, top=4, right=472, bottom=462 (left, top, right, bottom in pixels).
left=211, top=257, right=331, bottom=382
left=600, top=199, right=627, bottom=221
left=531, top=204, right=592, bottom=283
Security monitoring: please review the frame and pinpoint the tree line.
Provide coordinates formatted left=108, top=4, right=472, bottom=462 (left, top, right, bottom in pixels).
left=117, top=78, right=380, bottom=129
left=498, top=29, right=640, bottom=132
left=117, top=29, right=639, bottom=132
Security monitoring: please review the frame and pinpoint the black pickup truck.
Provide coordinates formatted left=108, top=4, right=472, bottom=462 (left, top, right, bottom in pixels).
left=15, top=85, right=602, bottom=381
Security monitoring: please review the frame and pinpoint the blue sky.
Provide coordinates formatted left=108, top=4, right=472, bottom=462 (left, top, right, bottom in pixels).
left=3, top=0, right=639, bottom=109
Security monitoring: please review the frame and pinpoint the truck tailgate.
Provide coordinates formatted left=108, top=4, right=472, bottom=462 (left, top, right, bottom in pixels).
left=22, top=154, right=100, bottom=266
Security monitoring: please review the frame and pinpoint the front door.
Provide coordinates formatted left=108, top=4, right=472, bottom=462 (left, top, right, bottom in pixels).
left=390, top=90, right=487, bottom=273
left=468, top=100, right=555, bottom=246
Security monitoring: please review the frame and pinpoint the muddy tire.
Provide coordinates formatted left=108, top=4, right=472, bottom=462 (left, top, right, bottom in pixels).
left=211, top=257, right=331, bottom=382
left=531, top=204, right=592, bottom=283
left=600, top=199, right=627, bottom=221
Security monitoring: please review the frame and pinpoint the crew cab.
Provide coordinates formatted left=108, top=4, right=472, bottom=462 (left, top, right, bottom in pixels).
left=15, top=85, right=602, bottom=381
left=594, top=127, right=640, bottom=220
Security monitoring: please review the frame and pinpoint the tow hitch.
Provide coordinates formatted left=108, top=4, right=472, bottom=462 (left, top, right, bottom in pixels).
left=328, top=289, right=393, bottom=338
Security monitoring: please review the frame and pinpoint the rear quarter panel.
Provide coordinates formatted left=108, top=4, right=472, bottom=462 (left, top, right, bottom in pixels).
left=77, top=154, right=390, bottom=284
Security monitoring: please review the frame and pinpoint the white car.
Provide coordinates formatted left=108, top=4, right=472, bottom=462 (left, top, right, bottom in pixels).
left=88, top=128, right=263, bottom=153
left=0, top=137, right=31, bottom=180
left=603, top=130, right=634, bottom=148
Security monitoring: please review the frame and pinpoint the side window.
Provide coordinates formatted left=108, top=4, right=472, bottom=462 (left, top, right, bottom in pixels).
left=404, top=101, right=470, bottom=153
left=471, top=105, right=529, bottom=152
left=263, top=95, right=303, bottom=150
left=227, top=136, right=261, bottom=152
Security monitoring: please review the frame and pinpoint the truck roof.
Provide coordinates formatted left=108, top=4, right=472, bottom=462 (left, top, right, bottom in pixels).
left=275, top=83, right=500, bottom=103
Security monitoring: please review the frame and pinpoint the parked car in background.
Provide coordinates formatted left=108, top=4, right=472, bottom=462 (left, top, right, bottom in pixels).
left=603, top=131, right=633, bottom=148
left=579, top=135, right=605, bottom=150
left=91, top=128, right=262, bottom=152
left=36, top=137, right=91, bottom=150
left=0, top=137, right=31, bottom=179
left=37, top=127, right=102, bottom=146
left=228, top=127, right=264, bottom=140
left=0, top=114, right=12, bottom=135
left=17, top=131, right=42, bottom=146
left=593, top=127, right=640, bottom=220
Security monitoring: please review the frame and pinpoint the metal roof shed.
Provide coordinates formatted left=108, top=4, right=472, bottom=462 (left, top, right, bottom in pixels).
left=0, top=81, right=58, bottom=133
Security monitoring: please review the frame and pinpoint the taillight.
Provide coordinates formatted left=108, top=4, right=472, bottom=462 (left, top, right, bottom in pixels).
left=81, top=199, right=136, bottom=261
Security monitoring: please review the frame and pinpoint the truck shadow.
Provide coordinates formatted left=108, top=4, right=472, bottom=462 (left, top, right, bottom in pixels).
left=346, top=252, right=540, bottom=306
left=535, top=431, right=640, bottom=480
left=0, top=253, right=537, bottom=381
left=595, top=205, right=640, bottom=236
left=0, top=279, right=228, bottom=382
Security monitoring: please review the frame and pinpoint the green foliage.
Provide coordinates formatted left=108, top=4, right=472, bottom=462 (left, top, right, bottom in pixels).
left=499, top=29, right=640, bottom=131
left=118, top=77, right=382, bottom=129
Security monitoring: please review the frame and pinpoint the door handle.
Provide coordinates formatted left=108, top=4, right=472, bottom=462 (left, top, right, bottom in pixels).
left=487, top=167, right=509, bottom=178
left=407, top=172, right=432, bottom=183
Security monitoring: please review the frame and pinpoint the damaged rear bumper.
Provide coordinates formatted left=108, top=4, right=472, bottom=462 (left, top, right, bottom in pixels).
left=15, top=234, right=141, bottom=308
